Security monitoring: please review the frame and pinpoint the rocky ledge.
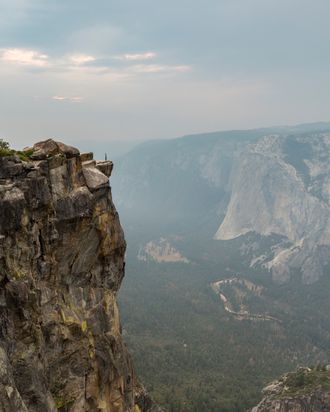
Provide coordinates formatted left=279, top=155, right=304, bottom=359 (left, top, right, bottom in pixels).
left=0, top=139, right=159, bottom=411
left=251, top=367, right=330, bottom=412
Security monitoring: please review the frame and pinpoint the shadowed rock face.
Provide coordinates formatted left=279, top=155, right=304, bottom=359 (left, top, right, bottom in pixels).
left=0, top=140, right=158, bottom=412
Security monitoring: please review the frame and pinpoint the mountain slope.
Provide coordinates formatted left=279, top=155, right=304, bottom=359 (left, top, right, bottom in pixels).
left=215, top=133, right=330, bottom=283
left=112, top=123, right=330, bottom=283
left=112, top=123, right=330, bottom=410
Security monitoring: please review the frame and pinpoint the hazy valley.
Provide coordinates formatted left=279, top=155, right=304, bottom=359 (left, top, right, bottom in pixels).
left=2, top=1, right=330, bottom=411
left=111, top=123, right=330, bottom=411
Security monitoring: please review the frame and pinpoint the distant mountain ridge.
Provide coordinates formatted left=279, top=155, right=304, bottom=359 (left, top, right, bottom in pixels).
left=112, top=122, right=330, bottom=284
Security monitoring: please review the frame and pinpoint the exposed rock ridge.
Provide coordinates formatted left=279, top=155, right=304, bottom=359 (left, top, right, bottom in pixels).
left=0, top=139, right=159, bottom=411
left=251, top=367, right=330, bottom=412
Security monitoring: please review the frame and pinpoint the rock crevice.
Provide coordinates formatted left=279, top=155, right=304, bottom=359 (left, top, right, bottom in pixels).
left=0, top=139, right=157, bottom=412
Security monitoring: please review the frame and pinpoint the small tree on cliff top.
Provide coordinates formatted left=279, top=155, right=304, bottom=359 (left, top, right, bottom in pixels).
left=0, top=139, right=12, bottom=156
left=0, top=139, right=10, bottom=150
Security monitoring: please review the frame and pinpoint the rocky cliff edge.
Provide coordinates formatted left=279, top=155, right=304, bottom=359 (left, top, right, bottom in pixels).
left=0, top=139, right=159, bottom=412
left=251, top=367, right=330, bottom=412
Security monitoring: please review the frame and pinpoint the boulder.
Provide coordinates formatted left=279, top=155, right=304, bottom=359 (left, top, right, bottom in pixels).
left=30, top=139, right=80, bottom=160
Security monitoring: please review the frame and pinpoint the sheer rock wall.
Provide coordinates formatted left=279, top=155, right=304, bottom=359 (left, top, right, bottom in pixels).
left=0, top=139, right=157, bottom=412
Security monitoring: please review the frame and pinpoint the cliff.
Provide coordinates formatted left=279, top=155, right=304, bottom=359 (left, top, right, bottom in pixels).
left=251, top=367, right=330, bottom=412
left=0, top=139, right=159, bottom=411
left=113, top=128, right=330, bottom=284
left=214, top=134, right=330, bottom=284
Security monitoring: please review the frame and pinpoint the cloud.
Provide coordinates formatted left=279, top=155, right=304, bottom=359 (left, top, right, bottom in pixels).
left=0, top=48, right=49, bottom=67
left=0, top=46, right=191, bottom=79
left=115, top=52, right=156, bottom=61
left=0, top=48, right=97, bottom=71
left=68, top=54, right=96, bottom=65
left=130, top=64, right=191, bottom=74
left=52, top=95, right=83, bottom=103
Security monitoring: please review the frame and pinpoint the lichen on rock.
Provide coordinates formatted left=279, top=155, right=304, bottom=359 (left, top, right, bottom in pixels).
left=0, top=139, right=159, bottom=412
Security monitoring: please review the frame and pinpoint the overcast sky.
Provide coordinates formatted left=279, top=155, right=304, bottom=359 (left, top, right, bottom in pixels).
left=1, top=0, right=329, bottom=148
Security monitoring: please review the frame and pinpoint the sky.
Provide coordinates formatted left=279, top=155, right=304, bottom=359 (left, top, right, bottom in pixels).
left=0, top=0, right=330, bottom=149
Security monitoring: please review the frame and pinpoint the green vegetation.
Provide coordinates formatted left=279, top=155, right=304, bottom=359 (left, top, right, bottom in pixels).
left=0, top=139, right=33, bottom=160
left=113, top=128, right=330, bottom=411
left=282, top=367, right=330, bottom=397
left=0, top=139, right=12, bottom=156
left=119, top=226, right=330, bottom=411
left=16, top=148, right=34, bottom=161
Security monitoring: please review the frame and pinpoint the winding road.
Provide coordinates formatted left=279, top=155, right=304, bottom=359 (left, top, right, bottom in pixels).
left=211, top=278, right=281, bottom=323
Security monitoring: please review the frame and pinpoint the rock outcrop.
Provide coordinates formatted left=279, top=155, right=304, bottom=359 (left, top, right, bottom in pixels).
left=137, top=238, right=189, bottom=263
left=0, top=139, right=159, bottom=411
left=251, top=367, right=330, bottom=412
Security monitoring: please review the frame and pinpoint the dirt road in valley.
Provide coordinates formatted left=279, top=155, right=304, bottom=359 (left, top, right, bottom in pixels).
left=211, top=278, right=281, bottom=323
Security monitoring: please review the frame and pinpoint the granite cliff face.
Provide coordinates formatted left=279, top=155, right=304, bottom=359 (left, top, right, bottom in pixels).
left=112, top=125, right=330, bottom=284
left=0, top=139, right=158, bottom=412
left=251, top=367, right=330, bottom=412
left=214, top=134, right=330, bottom=284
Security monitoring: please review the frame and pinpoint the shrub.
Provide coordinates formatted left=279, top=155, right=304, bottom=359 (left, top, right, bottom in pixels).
left=0, top=139, right=13, bottom=156
left=0, top=139, right=33, bottom=160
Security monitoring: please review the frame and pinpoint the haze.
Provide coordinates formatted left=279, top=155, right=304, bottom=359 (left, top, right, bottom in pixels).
left=1, top=0, right=329, bottom=148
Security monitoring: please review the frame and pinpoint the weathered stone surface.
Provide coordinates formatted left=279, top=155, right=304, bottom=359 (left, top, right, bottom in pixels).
left=251, top=368, right=330, bottom=412
left=0, top=140, right=159, bottom=411
left=0, top=157, right=25, bottom=179
left=83, top=166, right=109, bottom=191
left=96, top=161, right=113, bottom=178
left=0, top=347, right=31, bottom=412
left=56, top=141, right=80, bottom=158
left=80, top=152, right=94, bottom=162
left=82, top=160, right=96, bottom=168
left=30, top=139, right=79, bottom=160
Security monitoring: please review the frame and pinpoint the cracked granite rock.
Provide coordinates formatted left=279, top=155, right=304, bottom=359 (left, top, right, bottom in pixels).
left=251, top=367, right=330, bottom=412
left=0, top=139, right=160, bottom=412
